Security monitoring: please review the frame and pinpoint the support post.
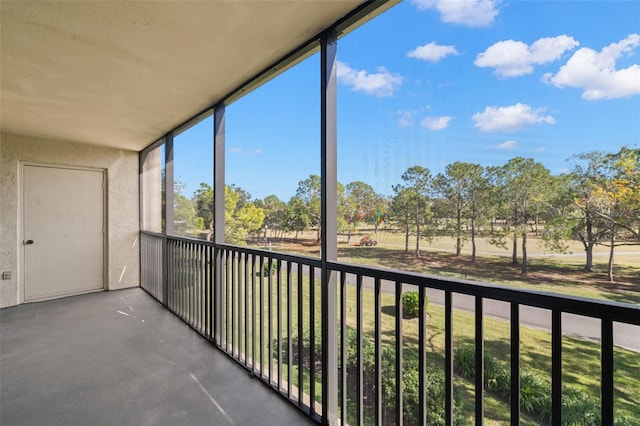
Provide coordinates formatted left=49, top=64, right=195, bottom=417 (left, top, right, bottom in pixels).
left=321, top=31, right=338, bottom=426
left=213, top=104, right=226, bottom=344
left=164, top=132, right=175, bottom=235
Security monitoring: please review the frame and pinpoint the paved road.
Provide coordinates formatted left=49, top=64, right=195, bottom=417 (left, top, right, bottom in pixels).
left=337, top=273, right=640, bottom=352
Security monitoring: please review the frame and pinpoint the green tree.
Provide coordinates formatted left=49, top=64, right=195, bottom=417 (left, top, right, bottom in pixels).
left=393, top=166, right=432, bottom=257
left=343, top=181, right=377, bottom=243
left=296, top=174, right=321, bottom=242
left=493, top=158, right=552, bottom=276
left=433, top=162, right=488, bottom=261
left=295, top=174, right=344, bottom=242
left=224, top=185, right=264, bottom=245
left=261, top=194, right=287, bottom=240
left=537, top=173, right=574, bottom=255
left=568, top=151, right=613, bottom=272
left=285, top=196, right=311, bottom=239
left=192, top=183, right=213, bottom=240
left=174, top=192, right=200, bottom=235
left=591, top=148, right=640, bottom=281
left=389, top=187, right=414, bottom=252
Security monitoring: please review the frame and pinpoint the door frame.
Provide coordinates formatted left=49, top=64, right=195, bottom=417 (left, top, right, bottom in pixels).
left=19, top=162, right=108, bottom=304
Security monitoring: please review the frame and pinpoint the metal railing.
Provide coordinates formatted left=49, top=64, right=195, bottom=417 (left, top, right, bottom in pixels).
left=215, top=243, right=323, bottom=420
left=140, top=231, right=640, bottom=425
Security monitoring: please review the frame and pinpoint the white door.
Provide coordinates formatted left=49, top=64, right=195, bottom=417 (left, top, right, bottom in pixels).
left=23, top=165, right=105, bottom=302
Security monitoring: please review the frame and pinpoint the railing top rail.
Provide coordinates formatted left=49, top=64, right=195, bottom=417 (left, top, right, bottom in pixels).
left=216, top=242, right=323, bottom=267
left=327, top=261, right=640, bottom=325
left=140, top=231, right=639, bottom=325
left=141, top=230, right=216, bottom=246
left=140, top=230, right=167, bottom=238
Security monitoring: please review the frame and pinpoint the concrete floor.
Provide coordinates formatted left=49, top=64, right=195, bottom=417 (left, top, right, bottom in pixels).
left=0, top=288, right=314, bottom=426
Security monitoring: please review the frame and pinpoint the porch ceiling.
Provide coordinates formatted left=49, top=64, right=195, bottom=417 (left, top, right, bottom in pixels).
left=0, top=1, right=364, bottom=151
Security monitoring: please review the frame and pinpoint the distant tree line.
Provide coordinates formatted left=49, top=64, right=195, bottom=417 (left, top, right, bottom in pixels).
left=174, top=147, right=639, bottom=282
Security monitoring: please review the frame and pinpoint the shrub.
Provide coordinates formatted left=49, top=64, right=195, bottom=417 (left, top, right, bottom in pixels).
left=262, top=260, right=278, bottom=276
left=343, top=327, right=376, bottom=374
left=561, top=388, right=599, bottom=425
left=402, top=291, right=428, bottom=318
left=381, top=346, right=463, bottom=425
left=276, top=329, right=322, bottom=367
left=483, top=355, right=510, bottom=395
left=519, top=370, right=550, bottom=420
left=453, top=344, right=475, bottom=379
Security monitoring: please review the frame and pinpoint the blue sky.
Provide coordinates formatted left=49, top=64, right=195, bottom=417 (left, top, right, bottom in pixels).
left=175, top=0, right=640, bottom=201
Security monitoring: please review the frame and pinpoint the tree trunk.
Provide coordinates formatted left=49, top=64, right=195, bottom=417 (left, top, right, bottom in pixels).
left=455, top=207, right=462, bottom=257
left=521, top=231, right=528, bottom=276
left=584, top=242, right=595, bottom=272
left=512, top=231, right=518, bottom=265
left=404, top=223, right=409, bottom=253
left=471, top=215, right=477, bottom=263
left=316, top=226, right=320, bottom=243
left=415, top=206, right=421, bottom=258
left=608, top=226, right=616, bottom=282
left=347, top=227, right=352, bottom=244
left=583, top=211, right=595, bottom=272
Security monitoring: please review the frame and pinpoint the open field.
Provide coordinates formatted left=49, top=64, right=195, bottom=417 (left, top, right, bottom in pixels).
left=251, top=229, right=640, bottom=305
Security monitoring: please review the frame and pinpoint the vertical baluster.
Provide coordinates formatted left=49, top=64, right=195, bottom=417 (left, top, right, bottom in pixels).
left=395, top=281, right=403, bottom=426
left=238, top=250, right=244, bottom=360
left=419, top=286, right=426, bottom=426
left=551, top=310, right=562, bottom=425
left=244, top=252, right=249, bottom=367
left=298, top=262, right=304, bottom=409
left=310, top=266, right=316, bottom=416
left=340, top=271, right=347, bottom=426
left=188, top=242, right=193, bottom=326
left=445, top=291, right=453, bottom=425
left=277, top=259, right=282, bottom=391
left=268, top=256, right=273, bottom=385
left=259, top=255, right=264, bottom=379
left=232, top=250, right=237, bottom=358
left=228, top=250, right=232, bottom=349
left=206, top=245, right=212, bottom=339
left=180, top=241, right=185, bottom=319
left=287, top=261, right=293, bottom=398
left=375, top=277, right=382, bottom=426
left=601, top=318, right=614, bottom=425
left=199, top=244, right=204, bottom=333
left=251, top=254, right=257, bottom=373
left=511, top=303, right=520, bottom=426
left=475, top=297, right=484, bottom=426
left=356, top=274, right=363, bottom=426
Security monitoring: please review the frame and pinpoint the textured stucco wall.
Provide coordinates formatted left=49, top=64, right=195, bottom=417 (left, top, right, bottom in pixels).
left=0, top=133, right=140, bottom=308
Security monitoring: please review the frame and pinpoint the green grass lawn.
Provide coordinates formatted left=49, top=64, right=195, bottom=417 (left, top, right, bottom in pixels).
left=205, top=262, right=639, bottom=424
left=336, top=243, right=640, bottom=306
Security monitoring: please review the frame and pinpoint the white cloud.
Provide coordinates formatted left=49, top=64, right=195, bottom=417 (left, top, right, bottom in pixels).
left=337, top=61, right=403, bottom=97
left=396, top=110, right=417, bottom=128
left=543, top=34, right=640, bottom=100
left=408, top=42, right=459, bottom=62
left=475, top=35, right=579, bottom=77
left=496, top=140, right=518, bottom=149
left=412, top=0, right=500, bottom=28
left=421, top=116, right=452, bottom=130
left=534, top=146, right=547, bottom=153
left=472, top=103, right=555, bottom=132
left=229, top=147, right=262, bottom=155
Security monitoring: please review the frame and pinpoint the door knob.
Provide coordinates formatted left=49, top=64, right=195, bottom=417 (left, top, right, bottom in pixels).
left=24, top=240, right=34, bottom=245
